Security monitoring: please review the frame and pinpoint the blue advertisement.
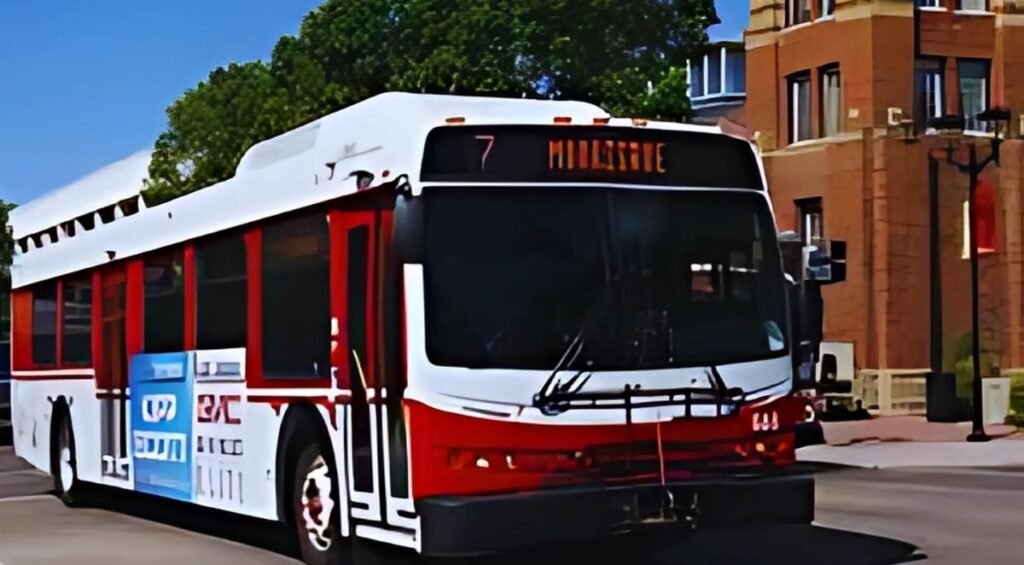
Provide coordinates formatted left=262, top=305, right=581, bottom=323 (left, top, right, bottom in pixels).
left=130, top=351, right=194, bottom=502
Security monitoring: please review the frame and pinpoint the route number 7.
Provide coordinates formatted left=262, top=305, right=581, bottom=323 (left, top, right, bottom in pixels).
left=475, top=135, right=495, bottom=172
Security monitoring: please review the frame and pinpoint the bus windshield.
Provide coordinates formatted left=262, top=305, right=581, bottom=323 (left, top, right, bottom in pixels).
left=422, top=186, right=788, bottom=372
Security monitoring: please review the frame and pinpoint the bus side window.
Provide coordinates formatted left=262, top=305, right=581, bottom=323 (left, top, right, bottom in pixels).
left=262, top=213, right=331, bottom=379
left=31, top=282, right=58, bottom=366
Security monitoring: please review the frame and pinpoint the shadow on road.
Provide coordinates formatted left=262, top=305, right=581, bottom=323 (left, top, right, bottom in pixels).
left=76, top=486, right=923, bottom=565
left=418, top=524, right=924, bottom=565
left=77, top=485, right=295, bottom=558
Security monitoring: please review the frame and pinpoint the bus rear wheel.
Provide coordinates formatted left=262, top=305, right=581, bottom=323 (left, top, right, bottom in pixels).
left=51, top=410, right=80, bottom=507
left=290, top=441, right=349, bottom=565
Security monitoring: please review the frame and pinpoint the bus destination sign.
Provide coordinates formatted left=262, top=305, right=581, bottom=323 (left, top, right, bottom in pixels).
left=420, top=125, right=763, bottom=190
left=547, top=138, right=666, bottom=175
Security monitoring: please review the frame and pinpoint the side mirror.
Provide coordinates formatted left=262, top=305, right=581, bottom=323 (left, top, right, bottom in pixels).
left=804, top=239, right=846, bottom=285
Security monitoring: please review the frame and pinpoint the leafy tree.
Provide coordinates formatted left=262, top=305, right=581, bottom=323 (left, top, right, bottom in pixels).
left=143, top=62, right=284, bottom=205
left=0, top=199, right=15, bottom=292
left=144, top=0, right=717, bottom=205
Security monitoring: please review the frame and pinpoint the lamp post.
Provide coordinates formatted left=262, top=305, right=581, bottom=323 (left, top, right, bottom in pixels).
left=927, top=107, right=1011, bottom=442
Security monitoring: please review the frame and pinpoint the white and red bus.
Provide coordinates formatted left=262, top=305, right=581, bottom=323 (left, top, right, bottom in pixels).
left=7, top=92, right=813, bottom=563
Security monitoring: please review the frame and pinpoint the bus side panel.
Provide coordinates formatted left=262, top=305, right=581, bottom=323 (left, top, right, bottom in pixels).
left=11, top=379, right=53, bottom=472
left=238, top=399, right=350, bottom=529
left=11, top=378, right=96, bottom=475
left=70, top=389, right=104, bottom=484
left=241, top=400, right=288, bottom=521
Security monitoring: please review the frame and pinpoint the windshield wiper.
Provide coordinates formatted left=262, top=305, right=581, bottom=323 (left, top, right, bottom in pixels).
left=532, top=310, right=596, bottom=416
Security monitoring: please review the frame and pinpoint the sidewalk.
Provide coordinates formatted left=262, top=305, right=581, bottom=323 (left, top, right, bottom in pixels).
left=797, top=416, right=1024, bottom=469
left=820, top=415, right=1020, bottom=445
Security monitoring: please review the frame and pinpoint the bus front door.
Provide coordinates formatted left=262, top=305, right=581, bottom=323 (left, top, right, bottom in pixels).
left=333, top=207, right=416, bottom=537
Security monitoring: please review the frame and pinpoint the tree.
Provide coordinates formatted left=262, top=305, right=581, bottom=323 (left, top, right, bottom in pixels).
left=143, top=62, right=285, bottom=205
left=0, top=199, right=15, bottom=292
left=145, top=0, right=717, bottom=204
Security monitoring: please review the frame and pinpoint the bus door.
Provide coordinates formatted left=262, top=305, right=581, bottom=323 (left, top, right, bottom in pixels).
left=98, top=268, right=129, bottom=479
left=333, top=207, right=414, bottom=532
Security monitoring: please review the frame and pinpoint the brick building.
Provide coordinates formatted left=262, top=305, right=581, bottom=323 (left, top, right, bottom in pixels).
left=743, top=0, right=1024, bottom=387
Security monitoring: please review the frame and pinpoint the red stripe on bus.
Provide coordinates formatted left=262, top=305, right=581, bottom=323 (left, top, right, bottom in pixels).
left=11, top=373, right=94, bottom=381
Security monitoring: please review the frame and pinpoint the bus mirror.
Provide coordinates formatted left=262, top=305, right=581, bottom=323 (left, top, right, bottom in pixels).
left=777, top=236, right=804, bottom=282
left=803, top=239, right=846, bottom=285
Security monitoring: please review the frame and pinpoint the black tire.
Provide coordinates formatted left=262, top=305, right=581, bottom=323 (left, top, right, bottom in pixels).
left=51, top=408, right=80, bottom=507
left=290, top=440, right=350, bottom=565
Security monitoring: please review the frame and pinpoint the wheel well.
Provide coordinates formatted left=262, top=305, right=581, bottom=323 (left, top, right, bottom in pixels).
left=275, top=403, right=336, bottom=524
left=48, top=397, right=70, bottom=475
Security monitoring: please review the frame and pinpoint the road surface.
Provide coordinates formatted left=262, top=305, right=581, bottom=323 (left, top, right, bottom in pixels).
left=1, top=447, right=1019, bottom=564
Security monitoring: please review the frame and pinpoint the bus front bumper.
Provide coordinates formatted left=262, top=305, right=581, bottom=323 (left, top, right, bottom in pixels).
left=417, top=472, right=815, bottom=557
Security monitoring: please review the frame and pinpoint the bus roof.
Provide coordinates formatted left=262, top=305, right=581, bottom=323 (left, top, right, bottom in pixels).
left=8, top=92, right=742, bottom=289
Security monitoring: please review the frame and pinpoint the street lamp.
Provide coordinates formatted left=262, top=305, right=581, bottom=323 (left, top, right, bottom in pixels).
left=927, top=106, right=1011, bottom=443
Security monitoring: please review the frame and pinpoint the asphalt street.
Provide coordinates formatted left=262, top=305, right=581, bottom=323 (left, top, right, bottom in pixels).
left=1, top=446, right=1020, bottom=564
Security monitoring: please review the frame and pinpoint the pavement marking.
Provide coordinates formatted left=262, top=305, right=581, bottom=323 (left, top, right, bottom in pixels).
left=0, top=494, right=52, bottom=504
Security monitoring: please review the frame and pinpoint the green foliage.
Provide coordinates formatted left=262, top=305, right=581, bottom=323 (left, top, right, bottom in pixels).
left=0, top=199, right=14, bottom=291
left=143, top=0, right=717, bottom=205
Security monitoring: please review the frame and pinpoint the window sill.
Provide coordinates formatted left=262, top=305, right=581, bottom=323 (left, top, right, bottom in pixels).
left=815, top=15, right=835, bottom=23
left=954, top=10, right=994, bottom=17
left=780, top=132, right=861, bottom=151
left=961, top=249, right=997, bottom=261
left=917, top=6, right=946, bottom=13
left=964, top=129, right=996, bottom=138
left=692, top=92, right=746, bottom=101
left=782, top=21, right=814, bottom=34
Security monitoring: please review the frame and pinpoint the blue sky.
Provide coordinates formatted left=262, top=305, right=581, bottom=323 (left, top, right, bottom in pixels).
left=0, top=0, right=749, bottom=205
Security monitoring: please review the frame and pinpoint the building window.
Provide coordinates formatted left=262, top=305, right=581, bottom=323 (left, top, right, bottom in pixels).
left=726, top=50, right=745, bottom=93
left=821, top=66, right=842, bottom=137
left=689, top=60, right=704, bottom=98
left=959, top=59, right=990, bottom=133
left=789, top=73, right=812, bottom=143
left=822, top=0, right=835, bottom=17
left=144, top=251, right=185, bottom=353
left=62, top=278, right=92, bottom=365
left=787, top=0, right=812, bottom=26
left=707, top=49, right=722, bottom=95
left=31, top=282, right=57, bottom=365
left=798, top=198, right=824, bottom=246
left=196, top=233, right=247, bottom=350
left=915, top=58, right=945, bottom=131
left=962, top=179, right=996, bottom=259
left=261, top=213, right=330, bottom=379
left=918, top=0, right=942, bottom=8
left=957, top=0, right=988, bottom=11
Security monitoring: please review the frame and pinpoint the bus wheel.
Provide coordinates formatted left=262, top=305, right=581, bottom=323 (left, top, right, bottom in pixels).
left=52, top=410, right=80, bottom=507
left=291, top=441, right=348, bottom=565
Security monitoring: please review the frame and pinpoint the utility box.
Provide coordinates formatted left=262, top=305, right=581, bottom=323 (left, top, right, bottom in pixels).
left=926, top=372, right=960, bottom=423
left=982, top=377, right=1011, bottom=426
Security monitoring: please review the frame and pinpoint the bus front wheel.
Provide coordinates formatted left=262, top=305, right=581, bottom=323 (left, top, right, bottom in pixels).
left=290, top=440, right=349, bottom=565
left=51, top=408, right=80, bottom=507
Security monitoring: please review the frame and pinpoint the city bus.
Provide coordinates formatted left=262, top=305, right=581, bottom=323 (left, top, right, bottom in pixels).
left=7, top=92, right=814, bottom=563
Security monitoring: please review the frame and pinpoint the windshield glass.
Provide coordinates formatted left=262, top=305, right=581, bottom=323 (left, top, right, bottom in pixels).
left=422, top=186, right=788, bottom=371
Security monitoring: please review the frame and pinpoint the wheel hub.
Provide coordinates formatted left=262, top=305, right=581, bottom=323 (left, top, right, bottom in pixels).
left=59, top=426, right=74, bottom=493
left=299, top=455, right=335, bottom=552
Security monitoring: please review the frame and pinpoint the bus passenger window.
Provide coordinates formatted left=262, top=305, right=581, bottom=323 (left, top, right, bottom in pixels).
left=31, top=282, right=58, bottom=365
left=196, top=233, right=247, bottom=350
left=144, top=251, right=185, bottom=353
left=62, top=277, right=93, bottom=365
left=261, top=213, right=330, bottom=378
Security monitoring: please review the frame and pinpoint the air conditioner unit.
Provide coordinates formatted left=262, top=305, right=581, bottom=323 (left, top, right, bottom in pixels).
left=887, top=107, right=904, bottom=127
